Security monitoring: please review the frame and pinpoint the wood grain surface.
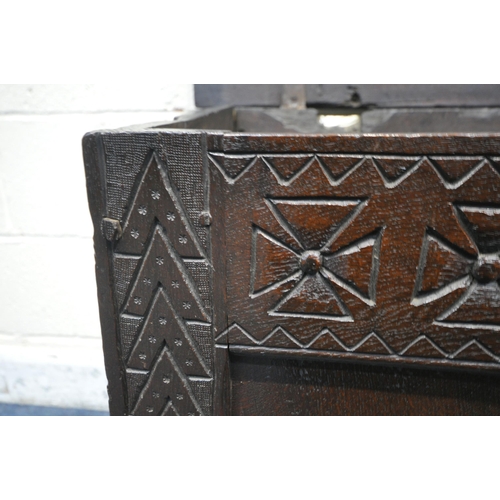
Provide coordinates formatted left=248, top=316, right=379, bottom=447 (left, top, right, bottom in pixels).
left=230, top=353, right=500, bottom=416
left=213, top=135, right=500, bottom=374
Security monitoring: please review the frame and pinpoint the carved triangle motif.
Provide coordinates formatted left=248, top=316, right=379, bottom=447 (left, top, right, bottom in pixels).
left=430, top=156, right=484, bottom=184
left=317, top=155, right=364, bottom=182
left=131, top=348, right=202, bottom=416
left=272, top=273, right=351, bottom=320
left=413, top=230, right=473, bottom=304
left=263, top=155, right=313, bottom=181
left=267, top=198, right=363, bottom=250
left=123, top=225, right=208, bottom=321
left=373, top=156, right=421, bottom=185
left=117, top=152, right=205, bottom=259
left=250, top=227, right=299, bottom=296
left=454, top=204, right=500, bottom=253
left=323, top=230, right=383, bottom=305
left=127, top=288, right=209, bottom=376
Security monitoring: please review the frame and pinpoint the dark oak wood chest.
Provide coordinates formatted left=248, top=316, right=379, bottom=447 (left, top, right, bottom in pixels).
left=83, top=85, right=500, bottom=415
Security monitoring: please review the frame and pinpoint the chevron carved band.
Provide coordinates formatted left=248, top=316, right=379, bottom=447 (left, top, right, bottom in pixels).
left=115, top=153, right=212, bottom=416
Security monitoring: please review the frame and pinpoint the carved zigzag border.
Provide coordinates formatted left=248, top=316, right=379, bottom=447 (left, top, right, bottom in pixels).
left=215, top=323, right=500, bottom=365
left=209, top=153, right=500, bottom=189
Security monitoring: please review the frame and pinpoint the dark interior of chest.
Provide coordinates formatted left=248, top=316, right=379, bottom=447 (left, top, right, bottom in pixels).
left=161, top=84, right=500, bottom=134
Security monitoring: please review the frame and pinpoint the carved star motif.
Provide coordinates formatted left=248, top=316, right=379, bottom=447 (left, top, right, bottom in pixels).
left=250, top=198, right=382, bottom=321
left=413, top=204, right=500, bottom=330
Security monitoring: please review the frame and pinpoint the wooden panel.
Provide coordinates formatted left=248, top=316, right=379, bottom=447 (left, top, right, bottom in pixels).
left=230, top=354, right=500, bottom=416
left=84, top=130, right=216, bottom=416
left=362, top=108, right=500, bottom=133
left=212, top=135, right=500, bottom=373
left=235, top=108, right=352, bottom=134
left=195, top=84, right=500, bottom=109
left=310, top=85, right=500, bottom=108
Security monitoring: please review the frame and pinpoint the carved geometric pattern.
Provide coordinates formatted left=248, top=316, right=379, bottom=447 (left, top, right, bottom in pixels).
left=322, top=230, right=383, bottom=307
left=209, top=153, right=497, bottom=189
left=215, top=323, right=500, bottom=365
left=117, top=153, right=207, bottom=259
left=116, top=152, right=212, bottom=416
left=372, top=156, right=423, bottom=187
left=429, top=157, right=487, bottom=187
left=128, top=348, right=203, bottom=416
left=454, top=204, right=500, bottom=253
left=413, top=204, right=500, bottom=331
left=127, top=288, right=210, bottom=375
left=251, top=198, right=382, bottom=320
left=121, top=225, right=208, bottom=321
left=88, top=130, right=500, bottom=418
left=213, top=148, right=500, bottom=369
left=412, top=229, right=474, bottom=306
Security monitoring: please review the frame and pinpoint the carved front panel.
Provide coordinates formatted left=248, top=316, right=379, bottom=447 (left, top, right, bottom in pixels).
left=211, top=149, right=500, bottom=370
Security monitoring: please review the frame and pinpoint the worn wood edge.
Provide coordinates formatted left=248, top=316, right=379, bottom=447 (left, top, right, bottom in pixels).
left=86, top=121, right=500, bottom=156
left=214, top=346, right=230, bottom=415
left=208, top=144, right=231, bottom=415
left=217, top=133, right=500, bottom=155
left=79, top=108, right=235, bottom=135
left=228, top=345, right=500, bottom=374
left=152, top=107, right=235, bottom=131
left=82, top=132, right=128, bottom=416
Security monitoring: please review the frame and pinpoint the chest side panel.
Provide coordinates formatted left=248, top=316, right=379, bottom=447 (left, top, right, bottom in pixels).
left=100, top=131, right=214, bottom=415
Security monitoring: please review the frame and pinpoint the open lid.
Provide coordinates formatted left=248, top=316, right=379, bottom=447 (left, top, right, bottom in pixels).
left=193, top=85, right=500, bottom=133
left=195, top=84, right=500, bottom=109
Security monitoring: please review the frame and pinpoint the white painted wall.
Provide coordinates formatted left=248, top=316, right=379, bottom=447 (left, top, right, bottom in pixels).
left=0, top=84, right=196, bottom=410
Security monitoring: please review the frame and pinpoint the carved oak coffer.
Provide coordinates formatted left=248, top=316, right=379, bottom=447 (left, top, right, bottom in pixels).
left=83, top=86, right=500, bottom=415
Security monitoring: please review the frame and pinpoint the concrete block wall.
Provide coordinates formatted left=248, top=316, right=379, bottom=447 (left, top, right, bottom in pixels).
left=0, top=84, right=196, bottom=410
